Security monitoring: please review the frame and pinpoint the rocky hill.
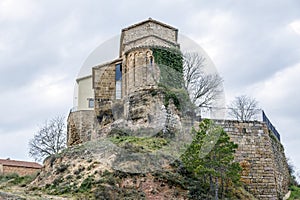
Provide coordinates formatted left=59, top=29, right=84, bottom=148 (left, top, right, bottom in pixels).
left=27, top=138, right=255, bottom=200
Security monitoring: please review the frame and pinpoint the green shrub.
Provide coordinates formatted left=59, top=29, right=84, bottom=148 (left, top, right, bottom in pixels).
left=56, top=163, right=69, bottom=174
left=289, top=186, right=300, bottom=199
left=0, top=173, right=18, bottom=183
left=161, top=87, right=190, bottom=111
left=79, top=176, right=94, bottom=192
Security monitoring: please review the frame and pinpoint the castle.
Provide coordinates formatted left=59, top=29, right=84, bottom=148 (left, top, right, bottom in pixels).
left=67, top=18, right=290, bottom=199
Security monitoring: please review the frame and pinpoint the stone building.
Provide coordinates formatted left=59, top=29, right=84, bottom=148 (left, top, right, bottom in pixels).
left=68, top=18, right=186, bottom=146
left=67, top=19, right=290, bottom=199
left=0, top=158, right=42, bottom=176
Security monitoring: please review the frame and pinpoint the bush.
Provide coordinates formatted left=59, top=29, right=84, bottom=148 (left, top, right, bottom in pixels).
left=79, top=176, right=94, bottom=192
left=55, top=163, right=69, bottom=174
left=0, top=173, right=19, bottom=183
left=289, top=186, right=300, bottom=200
left=0, top=173, right=36, bottom=187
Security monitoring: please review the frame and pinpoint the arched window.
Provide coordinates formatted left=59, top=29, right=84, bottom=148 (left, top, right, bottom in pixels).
left=150, top=56, right=153, bottom=66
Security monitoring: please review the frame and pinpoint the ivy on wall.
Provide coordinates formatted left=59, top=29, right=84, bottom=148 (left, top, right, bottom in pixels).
left=151, top=47, right=183, bottom=73
left=151, top=47, right=191, bottom=111
left=157, top=84, right=189, bottom=111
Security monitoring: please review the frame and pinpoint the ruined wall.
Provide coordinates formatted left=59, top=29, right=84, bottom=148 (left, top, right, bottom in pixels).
left=67, top=110, right=94, bottom=146
left=1, top=165, right=40, bottom=176
left=215, top=120, right=289, bottom=200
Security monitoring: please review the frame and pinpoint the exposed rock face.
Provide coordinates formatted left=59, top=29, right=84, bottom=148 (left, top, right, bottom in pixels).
left=92, top=88, right=185, bottom=139
left=67, top=80, right=191, bottom=145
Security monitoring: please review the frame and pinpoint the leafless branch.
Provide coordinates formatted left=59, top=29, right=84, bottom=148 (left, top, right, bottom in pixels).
left=228, top=95, right=260, bottom=121
left=29, top=116, right=66, bottom=162
left=183, top=52, right=223, bottom=107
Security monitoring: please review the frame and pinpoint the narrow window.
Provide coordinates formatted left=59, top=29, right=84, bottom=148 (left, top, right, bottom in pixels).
left=115, top=63, right=122, bottom=99
left=150, top=56, right=153, bottom=66
left=88, top=98, right=94, bottom=108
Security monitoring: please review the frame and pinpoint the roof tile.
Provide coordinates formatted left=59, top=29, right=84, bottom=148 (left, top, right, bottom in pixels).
left=0, top=159, right=42, bottom=169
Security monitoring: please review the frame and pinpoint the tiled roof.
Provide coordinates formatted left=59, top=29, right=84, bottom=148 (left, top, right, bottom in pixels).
left=0, top=159, right=42, bottom=169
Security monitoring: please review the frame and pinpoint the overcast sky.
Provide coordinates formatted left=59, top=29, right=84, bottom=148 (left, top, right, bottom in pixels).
left=0, top=0, right=299, bottom=175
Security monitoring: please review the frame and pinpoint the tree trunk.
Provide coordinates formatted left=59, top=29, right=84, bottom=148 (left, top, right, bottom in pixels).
left=209, top=174, right=214, bottom=196
left=215, top=176, right=219, bottom=200
left=220, top=173, right=224, bottom=199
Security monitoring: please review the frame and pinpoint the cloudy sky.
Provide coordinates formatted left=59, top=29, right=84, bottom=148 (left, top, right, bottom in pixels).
left=0, top=0, right=299, bottom=174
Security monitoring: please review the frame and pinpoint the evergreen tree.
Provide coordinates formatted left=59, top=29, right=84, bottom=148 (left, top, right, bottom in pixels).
left=181, top=119, right=241, bottom=199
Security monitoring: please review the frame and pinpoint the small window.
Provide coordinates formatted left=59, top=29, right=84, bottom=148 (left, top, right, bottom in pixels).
left=115, top=63, right=122, bottom=99
left=88, top=98, right=94, bottom=108
left=115, top=63, right=122, bottom=81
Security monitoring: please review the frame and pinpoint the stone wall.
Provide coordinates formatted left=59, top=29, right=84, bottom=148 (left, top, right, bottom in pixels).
left=270, top=132, right=290, bottom=198
left=67, top=110, right=94, bottom=146
left=120, top=19, right=178, bottom=55
left=122, top=36, right=178, bottom=54
left=123, top=48, right=159, bottom=95
left=93, top=61, right=118, bottom=100
left=215, top=120, right=289, bottom=200
left=1, top=165, right=40, bottom=176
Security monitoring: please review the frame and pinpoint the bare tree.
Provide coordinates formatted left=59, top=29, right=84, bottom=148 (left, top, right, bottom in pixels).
left=29, top=116, right=66, bottom=162
left=228, top=95, right=260, bottom=121
left=183, top=52, right=223, bottom=107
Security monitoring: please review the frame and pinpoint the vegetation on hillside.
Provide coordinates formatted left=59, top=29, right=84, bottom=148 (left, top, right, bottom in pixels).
left=109, top=136, right=169, bottom=152
left=287, top=159, right=300, bottom=199
left=0, top=173, right=36, bottom=188
left=289, top=186, right=300, bottom=200
left=0, top=123, right=255, bottom=200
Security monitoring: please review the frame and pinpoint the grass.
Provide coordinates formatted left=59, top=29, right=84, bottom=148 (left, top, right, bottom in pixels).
left=289, top=185, right=300, bottom=200
left=109, top=136, right=169, bottom=152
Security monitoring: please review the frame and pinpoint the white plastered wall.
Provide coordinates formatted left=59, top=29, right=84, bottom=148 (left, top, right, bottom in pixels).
left=77, top=76, right=94, bottom=111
